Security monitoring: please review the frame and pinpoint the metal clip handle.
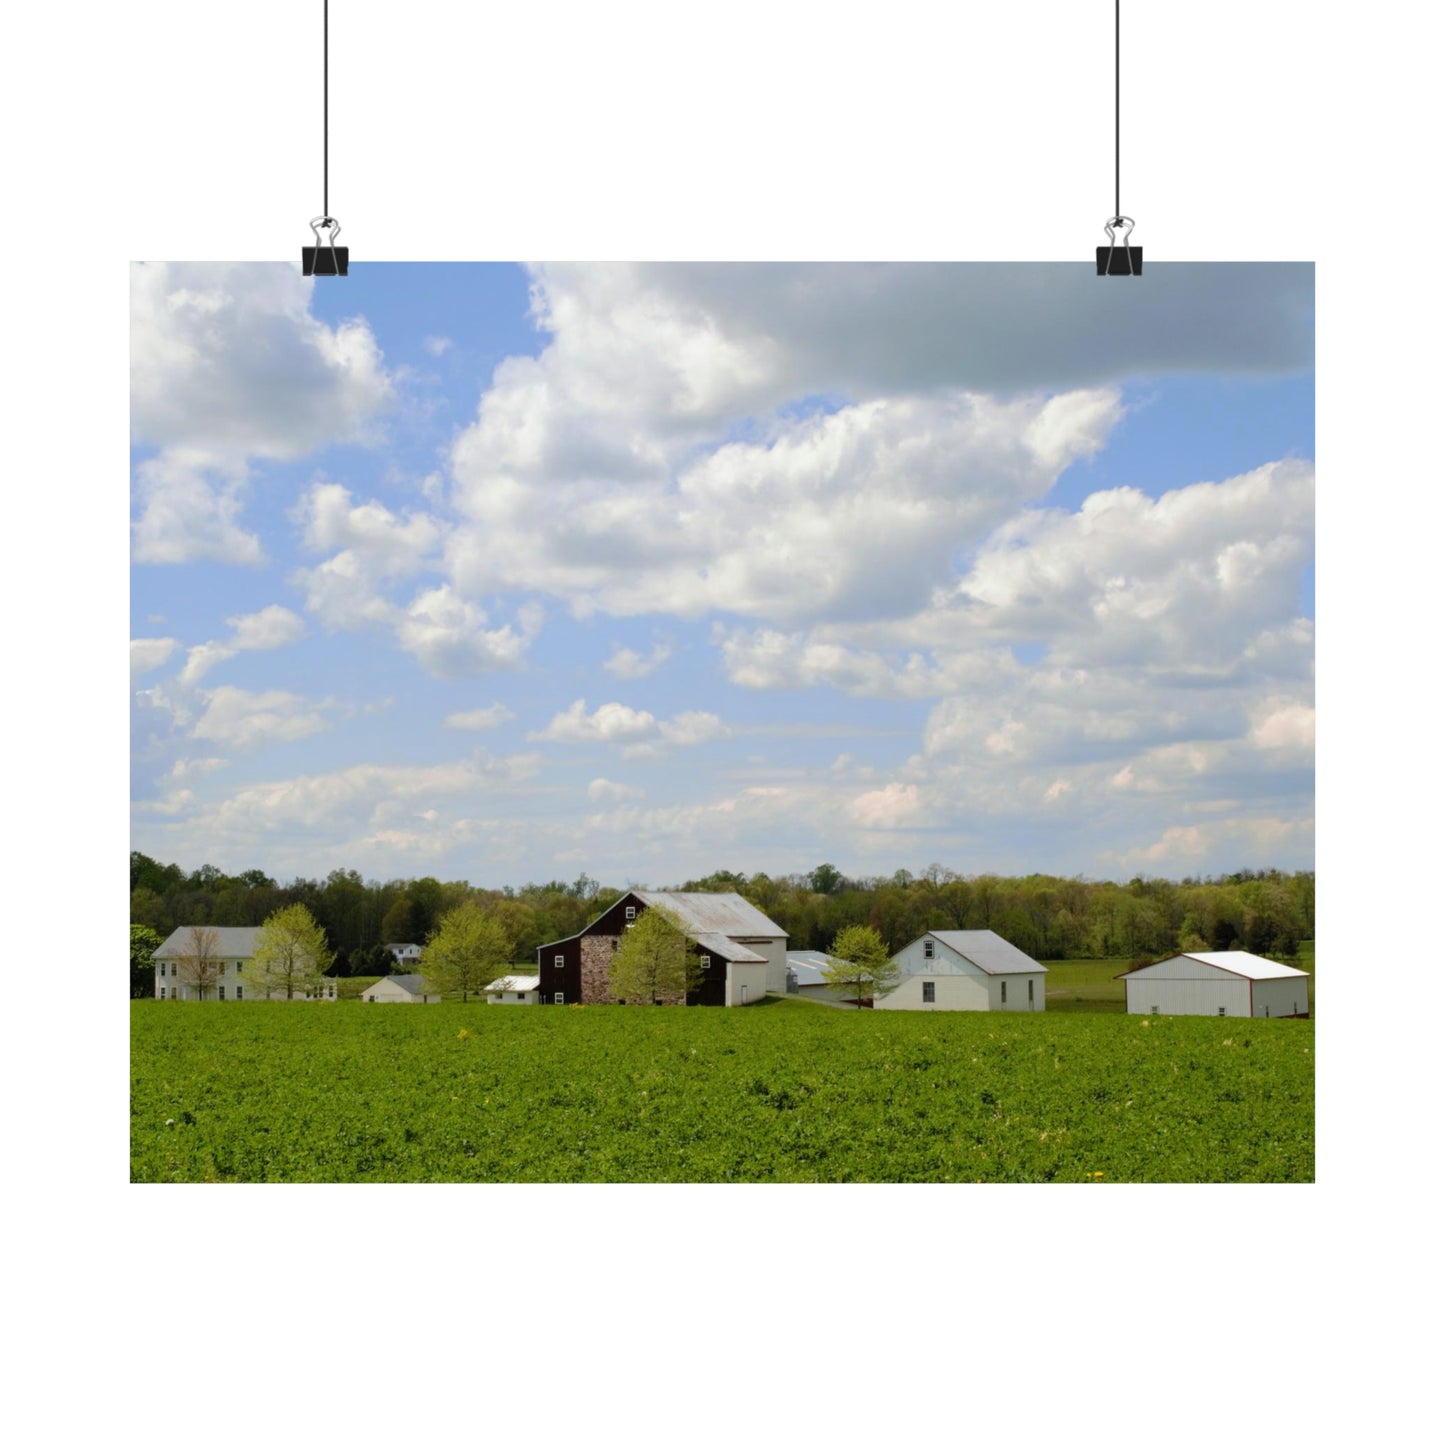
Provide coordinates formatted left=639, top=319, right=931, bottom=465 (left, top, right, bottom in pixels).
left=1103, top=216, right=1136, bottom=276
left=309, top=215, right=343, bottom=275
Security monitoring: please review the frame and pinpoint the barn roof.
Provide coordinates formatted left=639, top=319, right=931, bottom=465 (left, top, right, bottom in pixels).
left=928, top=931, right=1047, bottom=975
left=377, top=974, right=429, bottom=995
left=153, top=926, right=262, bottom=959
left=635, top=891, right=786, bottom=939
left=693, top=932, right=766, bottom=963
left=485, top=975, right=540, bottom=992
left=1122, top=951, right=1310, bottom=981
left=786, top=951, right=837, bottom=986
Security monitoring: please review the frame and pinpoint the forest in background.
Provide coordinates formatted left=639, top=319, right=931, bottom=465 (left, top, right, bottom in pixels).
left=130, top=852, right=1314, bottom=977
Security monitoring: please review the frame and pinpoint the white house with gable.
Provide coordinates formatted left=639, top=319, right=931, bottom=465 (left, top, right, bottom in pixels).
left=1119, top=951, right=1310, bottom=1018
left=875, top=929, right=1047, bottom=1011
left=152, top=926, right=337, bottom=1000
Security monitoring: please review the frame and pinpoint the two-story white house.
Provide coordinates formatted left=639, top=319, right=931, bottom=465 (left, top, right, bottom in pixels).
left=151, top=925, right=336, bottom=1001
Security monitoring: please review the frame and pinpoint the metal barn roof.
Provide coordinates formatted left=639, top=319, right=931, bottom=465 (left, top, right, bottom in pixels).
left=786, top=951, right=837, bottom=986
left=153, top=926, right=263, bottom=959
left=485, top=975, right=540, bottom=992
left=635, top=891, right=786, bottom=939
left=1181, top=951, right=1309, bottom=979
left=928, top=931, right=1047, bottom=975
left=376, top=974, right=429, bottom=994
left=693, top=932, right=766, bottom=963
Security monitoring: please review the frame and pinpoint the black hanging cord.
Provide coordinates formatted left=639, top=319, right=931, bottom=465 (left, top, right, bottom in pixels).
left=1096, top=0, right=1140, bottom=275
left=324, top=0, right=329, bottom=219
left=301, top=0, right=347, bottom=274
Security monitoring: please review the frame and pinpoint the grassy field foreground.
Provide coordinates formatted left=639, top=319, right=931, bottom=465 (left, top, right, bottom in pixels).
left=130, top=998, right=1313, bottom=1183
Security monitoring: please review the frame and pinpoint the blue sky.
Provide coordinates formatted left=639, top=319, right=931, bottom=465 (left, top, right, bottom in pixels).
left=130, top=262, right=1314, bottom=886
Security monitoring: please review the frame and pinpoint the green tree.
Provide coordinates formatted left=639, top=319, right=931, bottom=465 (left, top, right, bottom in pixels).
left=822, top=924, right=901, bottom=1007
left=808, top=862, right=845, bottom=895
left=248, top=904, right=334, bottom=1000
left=421, top=902, right=512, bottom=1001
left=130, top=924, right=162, bottom=998
left=609, top=906, right=701, bottom=1005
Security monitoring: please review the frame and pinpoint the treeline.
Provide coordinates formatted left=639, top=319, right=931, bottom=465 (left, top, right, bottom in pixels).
left=131, top=853, right=1313, bottom=973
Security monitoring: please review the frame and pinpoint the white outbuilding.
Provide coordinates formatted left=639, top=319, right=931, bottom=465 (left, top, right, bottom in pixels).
left=876, top=930, right=1047, bottom=1011
left=360, top=974, right=440, bottom=1003
left=785, top=951, right=841, bottom=1001
left=1119, top=951, right=1310, bottom=1018
left=484, top=975, right=540, bottom=1005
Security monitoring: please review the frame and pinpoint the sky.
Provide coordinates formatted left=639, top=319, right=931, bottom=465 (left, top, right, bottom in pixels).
left=130, top=262, right=1314, bottom=888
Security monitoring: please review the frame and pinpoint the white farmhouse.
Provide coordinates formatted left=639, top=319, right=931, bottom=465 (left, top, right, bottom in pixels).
left=875, top=930, right=1047, bottom=1012
left=1119, top=951, right=1310, bottom=1018
left=384, top=942, right=423, bottom=968
left=151, top=925, right=337, bottom=1001
left=360, top=974, right=440, bottom=1003
left=484, top=975, right=540, bottom=1005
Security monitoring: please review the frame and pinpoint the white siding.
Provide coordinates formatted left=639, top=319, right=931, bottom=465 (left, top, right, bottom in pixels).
left=875, top=973, right=991, bottom=1011
left=736, top=937, right=788, bottom=992
left=486, top=989, right=538, bottom=1005
left=361, top=979, right=436, bottom=1003
left=726, top=959, right=767, bottom=1006
left=1126, top=976, right=1250, bottom=1016
left=1252, top=976, right=1309, bottom=1017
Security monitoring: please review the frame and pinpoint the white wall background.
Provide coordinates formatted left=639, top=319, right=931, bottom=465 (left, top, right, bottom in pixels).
left=4, top=4, right=1435, bottom=1444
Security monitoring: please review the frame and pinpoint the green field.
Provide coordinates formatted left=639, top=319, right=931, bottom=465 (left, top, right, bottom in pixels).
left=131, top=997, right=1313, bottom=1183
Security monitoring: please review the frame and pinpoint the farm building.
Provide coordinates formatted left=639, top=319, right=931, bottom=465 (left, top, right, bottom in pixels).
left=875, top=930, right=1047, bottom=1012
left=151, top=925, right=337, bottom=1001
left=360, top=974, right=439, bottom=1003
left=535, top=890, right=787, bottom=1006
left=1118, top=952, right=1310, bottom=1018
left=785, top=951, right=840, bottom=1001
left=485, top=975, right=540, bottom=1005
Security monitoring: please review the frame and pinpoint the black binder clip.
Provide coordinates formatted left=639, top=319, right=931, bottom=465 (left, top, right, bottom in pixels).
left=302, top=216, right=348, bottom=276
left=1096, top=216, right=1142, bottom=276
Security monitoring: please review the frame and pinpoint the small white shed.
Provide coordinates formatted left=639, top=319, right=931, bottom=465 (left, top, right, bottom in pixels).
left=484, top=975, right=541, bottom=1005
left=875, top=930, right=1047, bottom=1011
left=1120, top=951, right=1310, bottom=1018
left=361, top=974, right=439, bottom=1003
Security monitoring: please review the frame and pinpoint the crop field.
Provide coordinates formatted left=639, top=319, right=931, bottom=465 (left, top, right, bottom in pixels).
left=131, top=997, right=1313, bottom=1183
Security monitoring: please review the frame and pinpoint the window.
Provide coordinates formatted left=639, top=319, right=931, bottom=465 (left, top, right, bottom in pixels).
left=700, top=955, right=711, bottom=970
left=516, top=993, right=527, bottom=1001
left=218, top=986, right=225, bottom=1000
left=1150, top=1004, right=1159, bottom=1015
left=1218, top=1006, right=1227, bottom=1017
left=554, top=992, right=564, bottom=1005
left=236, top=986, right=243, bottom=1000
left=1028, top=979, right=1034, bottom=1003
left=624, top=906, right=636, bottom=921
left=1001, top=981, right=1008, bottom=1004
left=555, top=954, right=564, bottom=968
left=922, top=981, right=935, bottom=1003
left=923, top=939, right=935, bottom=959
left=170, top=987, right=177, bottom=999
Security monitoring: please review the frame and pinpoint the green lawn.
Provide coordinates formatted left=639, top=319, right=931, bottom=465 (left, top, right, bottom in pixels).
left=131, top=997, right=1313, bottom=1183
left=1042, top=958, right=1131, bottom=1013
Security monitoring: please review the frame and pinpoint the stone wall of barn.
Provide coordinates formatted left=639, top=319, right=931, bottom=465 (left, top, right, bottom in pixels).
left=580, top=935, right=616, bottom=1003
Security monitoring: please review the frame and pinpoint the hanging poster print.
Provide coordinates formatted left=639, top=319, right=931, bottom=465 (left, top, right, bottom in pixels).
left=130, top=261, right=1313, bottom=1180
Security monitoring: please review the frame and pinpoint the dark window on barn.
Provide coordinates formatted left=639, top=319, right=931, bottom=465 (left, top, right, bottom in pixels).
left=555, top=955, right=564, bottom=967
left=1028, top=979, right=1034, bottom=1003
left=1001, top=981, right=1008, bottom=1004
left=923, top=939, right=935, bottom=959
left=625, top=906, right=636, bottom=921
left=1218, top=1007, right=1226, bottom=1017
left=555, top=992, right=565, bottom=1005
left=922, top=982, right=935, bottom=1003
left=700, top=955, right=711, bottom=970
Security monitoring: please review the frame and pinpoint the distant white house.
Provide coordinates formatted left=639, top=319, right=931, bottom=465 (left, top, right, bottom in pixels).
left=484, top=975, right=540, bottom=1005
left=384, top=942, right=423, bottom=968
left=360, top=974, right=439, bottom=1003
left=785, top=951, right=841, bottom=1001
left=1119, top=951, right=1310, bottom=1018
left=875, top=930, right=1047, bottom=1012
left=152, top=925, right=337, bottom=1001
